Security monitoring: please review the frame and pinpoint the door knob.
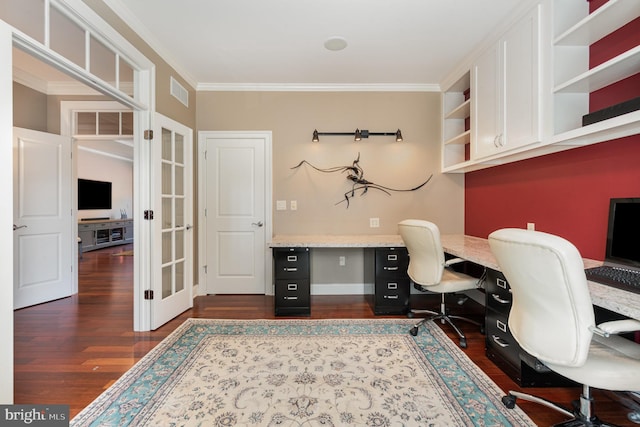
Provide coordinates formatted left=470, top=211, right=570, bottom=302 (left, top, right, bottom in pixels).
left=13, top=224, right=27, bottom=231
left=252, top=221, right=264, bottom=227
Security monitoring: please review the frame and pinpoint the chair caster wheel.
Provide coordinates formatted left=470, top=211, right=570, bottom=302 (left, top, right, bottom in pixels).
left=407, top=312, right=415, bottom=319
left=409, top=327, right=418, bottom=336
left=459, top=338, right=467, bottom=348
left=480, top=325, right=485, bottom=334
left=502, top=394, right=516, bottom=409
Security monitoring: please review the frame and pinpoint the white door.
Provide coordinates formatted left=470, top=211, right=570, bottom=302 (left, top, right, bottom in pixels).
left=13, top=127, right=73, bottom=309
left=201, top=132, right=270, bottom=294
left=150, top=114, right=193, bottom=330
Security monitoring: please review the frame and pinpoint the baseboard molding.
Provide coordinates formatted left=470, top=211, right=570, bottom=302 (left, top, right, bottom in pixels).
left=311, top=283, right=374, bottom=295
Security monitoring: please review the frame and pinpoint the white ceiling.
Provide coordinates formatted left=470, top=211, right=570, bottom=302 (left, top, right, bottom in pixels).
left=105, top=0, right=531, bottom=91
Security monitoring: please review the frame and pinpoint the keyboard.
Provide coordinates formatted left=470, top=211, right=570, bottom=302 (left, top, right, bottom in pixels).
left=585, top=265, right=640, bottom=294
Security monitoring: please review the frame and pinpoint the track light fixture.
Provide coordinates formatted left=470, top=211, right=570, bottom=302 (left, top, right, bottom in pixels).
left=311, top=128, right=403, bottom=142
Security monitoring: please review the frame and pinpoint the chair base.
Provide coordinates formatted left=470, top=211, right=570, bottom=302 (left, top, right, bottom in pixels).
left=407, top=294, right=483, bottom=349
left=503, top=386, right=624, bottom=427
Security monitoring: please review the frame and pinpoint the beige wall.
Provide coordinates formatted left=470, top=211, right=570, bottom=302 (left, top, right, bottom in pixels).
left=196, top=91, right=465, bottom=236
left=13, top=83, right=47, bottom=132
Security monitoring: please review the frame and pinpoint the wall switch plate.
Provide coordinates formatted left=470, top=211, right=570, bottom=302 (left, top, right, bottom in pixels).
left=339, top=256, right=346, bottom=266
left=527, top=222, right=535, bottom=230
left=276, top=200, right=287, bottom=211
left=370, top=218, right=380, bottom=228
left=290, top=200, right=297, bottom=211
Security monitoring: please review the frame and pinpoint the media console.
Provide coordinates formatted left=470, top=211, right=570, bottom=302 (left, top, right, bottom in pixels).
left=78, top=219, right=133, bottom=252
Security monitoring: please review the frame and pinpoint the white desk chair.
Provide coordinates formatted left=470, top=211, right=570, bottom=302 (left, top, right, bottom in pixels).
left=489, top=228, right=640, bottom=426
left=398, top=219, right=484, bottom=348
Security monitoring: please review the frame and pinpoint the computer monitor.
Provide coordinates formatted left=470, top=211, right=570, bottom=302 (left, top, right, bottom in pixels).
left=605, top=197, right=640, bottom=269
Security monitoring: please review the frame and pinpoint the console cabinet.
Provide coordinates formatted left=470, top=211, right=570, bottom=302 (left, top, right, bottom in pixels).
left=364, top=247, right=411, bottom=315
left=273, top=247, right=311, bottom=316
left=78, top=219, right=133, bottom=252
left=485, top=268, right=575, bottom=387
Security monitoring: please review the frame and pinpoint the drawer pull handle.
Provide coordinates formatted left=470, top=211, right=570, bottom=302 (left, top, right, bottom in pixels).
left=497, top=277, right=507, bottom=289
left=287, top=255, right=298, bottom=262
left=491, top=335, right=509, bottom=348
left=387, top=283, right=398, bottom=290
left=287, top=284, right=297, bottom=291
left=496, top=319, right=507, bottom=333
left=283, top=296, right=298, bottom=300
left=384, top=295, right=399, bottom=299
left=384, top=266, right=399, bottom=271
left=387, top=254, right=398, bottom=261
left=491, top=293, right=510, bottom=304
left=284, top=268, right=298, bottom=272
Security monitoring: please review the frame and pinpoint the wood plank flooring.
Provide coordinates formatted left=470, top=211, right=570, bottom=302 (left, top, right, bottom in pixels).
left=14, top=244, right=637, bottom=425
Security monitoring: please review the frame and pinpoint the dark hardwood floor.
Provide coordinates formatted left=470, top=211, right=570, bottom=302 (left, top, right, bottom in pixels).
left=14, top=244, right=637, bottom=425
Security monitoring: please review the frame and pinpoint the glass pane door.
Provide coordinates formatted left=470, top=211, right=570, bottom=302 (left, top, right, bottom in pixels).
left=161, top=127, right=186, bottom=299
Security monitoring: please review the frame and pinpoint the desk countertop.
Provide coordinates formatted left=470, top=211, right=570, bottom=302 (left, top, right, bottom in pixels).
left=269, top=233, right=640, bottom=321
left=270, top=234, right=405, bottom=248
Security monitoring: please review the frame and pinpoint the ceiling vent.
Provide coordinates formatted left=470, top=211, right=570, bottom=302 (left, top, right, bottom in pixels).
left=170, top=76, right=189, bottom=107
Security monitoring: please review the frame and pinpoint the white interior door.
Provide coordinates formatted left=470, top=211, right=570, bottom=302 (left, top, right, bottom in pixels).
left=150, top=114, right=193, bottom=330
left=13, top=127, right=73, bottom=309
left=201, top=132, right=270, bottom=294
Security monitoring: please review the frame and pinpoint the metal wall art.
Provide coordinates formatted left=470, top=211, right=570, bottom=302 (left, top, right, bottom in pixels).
left=291, top=153, right=433, bottom=208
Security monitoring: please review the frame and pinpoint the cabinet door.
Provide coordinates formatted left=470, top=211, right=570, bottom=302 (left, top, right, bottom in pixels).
left=503, top=5, right=541, bottom=151
left=472, top=5, right=541, bottom=160
left=472, top=42, right=501, bottom=159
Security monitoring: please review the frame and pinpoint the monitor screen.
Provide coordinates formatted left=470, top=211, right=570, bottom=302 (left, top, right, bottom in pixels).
left=78, top=179, right=112, bottom=210
left=605, top=197, right=640, bottom=268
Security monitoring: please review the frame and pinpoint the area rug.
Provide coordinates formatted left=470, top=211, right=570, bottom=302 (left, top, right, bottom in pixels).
left=71, top=319, right=535, bottom=426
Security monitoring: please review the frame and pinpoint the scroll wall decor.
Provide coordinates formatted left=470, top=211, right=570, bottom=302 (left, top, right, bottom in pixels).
left=291, top=153, right=433, bottom=208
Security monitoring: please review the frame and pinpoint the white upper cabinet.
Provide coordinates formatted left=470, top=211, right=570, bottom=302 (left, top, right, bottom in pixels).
left=472, top=4, right=542, bottom=160
left=441, top=0, right=640, bottom=173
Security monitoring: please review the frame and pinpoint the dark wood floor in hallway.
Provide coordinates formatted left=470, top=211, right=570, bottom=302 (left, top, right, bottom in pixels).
left=14, top=244, right=637, bottom=425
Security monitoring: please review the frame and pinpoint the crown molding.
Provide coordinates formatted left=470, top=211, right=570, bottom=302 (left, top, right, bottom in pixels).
left=103, top=0, right=198, bottom=90
left=197, top=82, right=441, bottom=92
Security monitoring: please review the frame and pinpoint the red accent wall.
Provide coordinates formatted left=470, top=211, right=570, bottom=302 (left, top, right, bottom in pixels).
left=464, top=135, right=640, bottom=260
left=464, top=1, right=640, bottom=260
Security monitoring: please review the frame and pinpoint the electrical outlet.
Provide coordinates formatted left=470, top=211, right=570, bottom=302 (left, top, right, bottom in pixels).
left=339, top=256, right=346, bottom=266
left=290, top=200, right=297, bottom=211
left=370, top=218, right=380, bottom=228
left=276, top=200, right=287, bottom=211
left=527, top=222, right=535, bottom=230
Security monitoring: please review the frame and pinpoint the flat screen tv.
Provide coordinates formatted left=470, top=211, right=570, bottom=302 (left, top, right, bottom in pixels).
left=78, top=178, right=112, bottom=210
left=605, top=197, right=640, bottom=269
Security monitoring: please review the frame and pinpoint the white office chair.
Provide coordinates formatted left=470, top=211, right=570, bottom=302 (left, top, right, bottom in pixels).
left=488, top=228, right=640, bottom=426
left=398, top=219, right=484, bottom=348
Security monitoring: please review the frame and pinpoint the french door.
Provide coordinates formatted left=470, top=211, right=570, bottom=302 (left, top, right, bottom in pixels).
left=150, top=114, right=193, bottom=329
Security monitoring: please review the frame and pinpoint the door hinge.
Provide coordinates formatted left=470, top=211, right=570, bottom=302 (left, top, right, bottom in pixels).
left=144, top=290, right=154, bottom=300
left=144, top=129, right=153, bottom=140
left=144, top=210, right=154, bottom=220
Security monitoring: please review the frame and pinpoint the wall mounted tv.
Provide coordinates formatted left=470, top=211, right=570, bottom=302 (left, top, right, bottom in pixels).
left=78, top=178, right=112, bottom=210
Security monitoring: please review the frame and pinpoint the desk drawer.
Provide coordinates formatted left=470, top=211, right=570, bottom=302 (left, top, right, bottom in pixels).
left=486, top=309, right=520, bottom=368
left=275, top=279, right=310, bottom=307
left=485, top=269, right=511, bottom=313
left=374, top=248, right=409, bottom=278
left=274, top=248, right=309, bottom=279
left=374, top=278, right=410, bottom=307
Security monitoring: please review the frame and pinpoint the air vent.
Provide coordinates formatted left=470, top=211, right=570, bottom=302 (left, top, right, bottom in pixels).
left=170, top=76, right=189, bottom=107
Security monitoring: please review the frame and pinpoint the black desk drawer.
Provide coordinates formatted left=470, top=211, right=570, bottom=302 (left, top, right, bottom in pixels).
left=374, top=248, right=409, bottom=278
left=486, top=309, right=520, bottom=368
left=374, top=278, right=410, bottom=307
left=274, top=248, right=310, bottom=279
left=275, top=279, right=310, bottom=307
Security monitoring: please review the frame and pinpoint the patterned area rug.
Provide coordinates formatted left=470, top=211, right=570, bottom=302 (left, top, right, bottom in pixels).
left=71, top=319, right=535, bottom=426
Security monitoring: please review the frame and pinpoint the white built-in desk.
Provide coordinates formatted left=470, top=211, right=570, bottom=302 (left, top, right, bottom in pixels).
left=270, top=234, right=640, bottom=321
